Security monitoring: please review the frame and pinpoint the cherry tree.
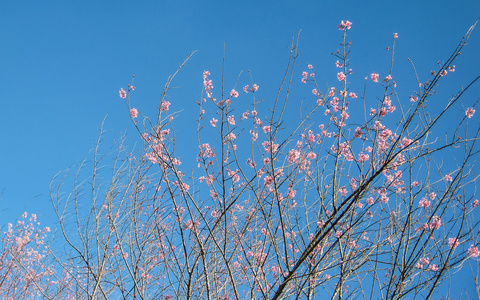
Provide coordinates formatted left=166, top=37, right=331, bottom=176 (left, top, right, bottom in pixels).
left=4, top=19, right=479, bottom=299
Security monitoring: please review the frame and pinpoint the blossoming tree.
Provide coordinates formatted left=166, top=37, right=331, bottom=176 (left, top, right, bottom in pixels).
left=3, top=20, right=479, bottom=299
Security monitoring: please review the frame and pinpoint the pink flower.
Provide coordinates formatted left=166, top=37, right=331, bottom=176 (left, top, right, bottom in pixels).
left=335, top=61, right=343, bottom=68
left=161, top=101, right=171, bottom=111
left=384, top=75, right=393, bottom=82
left=210, top=118, right=218, bottom=127
left=230, top=89, right=239, bottom=98
left=337, top=72, right=346, bottom=81
left=119, top=88, right=127, bottom=99
left=420, top=257, right=430, bottom=265
left=252, top=84, right=259, bottom=91
left=468, top=245, right=479, bottom=258
left=358, top=152, right=370, bottom=162
left=393, top=33, right=398, bottom=39
left=354, top=127, right=363, bottom=138
left=429, top=264, right=438, bottom=271
left=472, top=199, right=479, bottom=208
left=466, top=108, right=475, bottom=118
left=370, top=73, right=379, bottom=82
left=448, top=237, right=459, bottom=249
left=419, top=198, right=430, bottom=208
left=211, top=210, right=218, bottom=218
left=430, top=216, right=441, bottom=230
left=243, top=85, right=249, bottom=93
left=349, top=92, right=357, bottom=98
left=312, top=89, right=318, bottom=95
left=338, top=20, right=352, bottom=30
left=227, top=132, right=236, bottom=141
left=227, top=115, right=235, bottom=125
left=130, top=108, right=138, bottom=118
left=307, top=64, right=313, bottom=69
left=328, top=87, right=335, bottom=97
left=445, top=174, right=453, bottom=181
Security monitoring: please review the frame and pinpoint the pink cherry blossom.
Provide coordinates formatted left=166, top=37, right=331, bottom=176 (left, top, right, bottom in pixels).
left=227, top=115, right=235, bottom=125
left=465, top=108, right=475, bottom=118
left=358, top=152, right=369, bottom=162
left=430, top=216, right=441, bottom=230
left=161, top=101, right=171, bottom=111
left=419, top=198, right=430, bottom=208
left=337, top=72, right=346, bottom=81
left=119, top=88, right=127, bottom=99
left=130, top=108, right=138, bottom=118
left=393, top=33, right=398, bottom=39
left=448, top=237, right=459, bottom=249
left=338, top=20, right=352, bottom=30
left=230, top=89, right=239, bottom=98
left=307, top=64, right=313, bottom=69
left=210, top=118, right=218, bottom=127
left=468, top=245, right=479, bottom=258
left=227, top=132, right=236, bottom=141
left=420, top=257, right=430, bottom=265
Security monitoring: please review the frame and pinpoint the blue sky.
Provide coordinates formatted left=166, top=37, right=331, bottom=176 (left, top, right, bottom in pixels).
left=1, top=0, right=479, bottom=296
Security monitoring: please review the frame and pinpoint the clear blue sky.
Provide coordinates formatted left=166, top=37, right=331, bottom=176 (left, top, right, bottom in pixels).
left=1, top=0, right=479, bottom=296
